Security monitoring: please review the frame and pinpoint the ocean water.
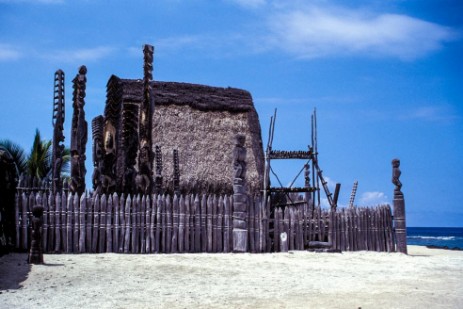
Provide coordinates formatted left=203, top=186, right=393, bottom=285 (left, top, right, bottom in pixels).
left=407, top=227, right=463, bottom=249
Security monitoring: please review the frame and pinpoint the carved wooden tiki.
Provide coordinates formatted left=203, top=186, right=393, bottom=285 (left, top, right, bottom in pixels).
left=70, top=66, right=88, bottom=194
left=232, top=134, right=248, bottom=252
left=136, top=44, right=154, bottom=194
left=51, top=69, right=65, bottom=195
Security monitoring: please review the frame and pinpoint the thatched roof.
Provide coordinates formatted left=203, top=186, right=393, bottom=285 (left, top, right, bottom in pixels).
left=115, top=78, right=265, bottom=194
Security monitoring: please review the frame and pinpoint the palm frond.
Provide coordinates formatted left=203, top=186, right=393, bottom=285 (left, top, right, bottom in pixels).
left=0, top=139, right=27, bottom=174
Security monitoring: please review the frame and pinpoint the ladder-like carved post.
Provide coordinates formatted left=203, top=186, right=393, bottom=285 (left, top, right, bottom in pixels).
left=136, top=44, right=154, bottom=195
left=392, top=158, right=407, bottom=254
left=349, top=180, right=358, bottom=208
left=232, top=134, right=248, bottom=252
left=154, top=145, right=163, bottom=194
left=70, top=66, right=88, bottom=195
left=51, top=69, right=65, bottom=195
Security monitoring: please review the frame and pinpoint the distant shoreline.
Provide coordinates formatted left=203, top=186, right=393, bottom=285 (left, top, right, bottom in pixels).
left=426, top=245, right=463, bottom=251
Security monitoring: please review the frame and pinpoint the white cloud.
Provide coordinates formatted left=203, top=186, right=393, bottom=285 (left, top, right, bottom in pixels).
left=265, top=5, right=458, bottom=60
left=359, top=191, right=389, bottom=206
left=401, top=106, right=460, bottom=122
left=42, top=46, right=115, bottom=63
left=0, top=44, right=21, bottom=61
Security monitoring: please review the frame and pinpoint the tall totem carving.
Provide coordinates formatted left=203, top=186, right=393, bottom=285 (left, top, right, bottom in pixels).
left=103, top=76, right=121, bottom=193
left=136, top=44, right=154, bottom=194
left=70, top=66, right=88, bottom=195
left=232, top=134, right=248, bottom=252
left=92, top=116, right=104, bottom=194
left=51, top=69, right=65, bottom=195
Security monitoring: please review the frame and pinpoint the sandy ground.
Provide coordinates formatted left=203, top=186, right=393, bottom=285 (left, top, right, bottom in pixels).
left=0, top=246, right=462, bottom=309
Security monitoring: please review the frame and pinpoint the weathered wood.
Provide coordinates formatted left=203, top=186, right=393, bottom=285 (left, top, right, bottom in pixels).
left=123, top=195, right=132, bottom=253
left=223, top=195, right=230, bottom=253
left=206, top=195, right=213, bottom=252
left=172, top=194, right=179, bottom=253
left=92, top=195, right=100, bottom=253
left=136, top=195, right=142, bottom=253
left=66, top=193, right=73, bottom=253
left=73, top=193, right=80, bottom=253
left=131, top=195, right=138, bottom=253
left=194, top=195, right=201, bottom=252
left=201, top=194, right=207, bottom=252
left=118, top=194, right=126, bottom=253
left=83, top=194, right=91, bottom=251
left=41, top=193, right=48, bottom=252
left=166, top=195, right=172, bottom=253
left=113, top=193, right=120, bottom=253
left=150, top=195, right=156, bottom=253
left=178, top=195, right=185, bottom=253
left=217, top=196, right=224, bottom=252
left=106, top=195, right=113, bottom=253
left=248, top=195, right=255, bottom=253
left=145, top=195, right=151, bottom=253
left=274, top=207, right=281, bottom=252
left=155, top=194, right=162, bottom=253
left=186, top=194, right=192, bottom=253
left=61, top=192, right=67, bottom=251
left=79, top=193, right=86, bottom=253
left=15, top=194, right=20, bottom=249
left=140, top=195, right=147, bottom=253
left=99, top=194, right=107, bottom=253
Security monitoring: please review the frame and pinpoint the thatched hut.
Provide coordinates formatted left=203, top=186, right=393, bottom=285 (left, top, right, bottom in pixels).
left=99, top=76, right=264, bottom=195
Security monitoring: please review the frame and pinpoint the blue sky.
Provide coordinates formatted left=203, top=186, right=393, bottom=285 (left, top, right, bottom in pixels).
left=0, top=0, right=461, bottom=227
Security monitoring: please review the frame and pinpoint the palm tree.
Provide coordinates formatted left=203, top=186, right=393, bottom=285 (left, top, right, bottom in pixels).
left=0, top=129, right=70, bottom=180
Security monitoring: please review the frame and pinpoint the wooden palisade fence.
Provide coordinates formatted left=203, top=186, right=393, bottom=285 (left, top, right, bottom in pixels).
left=15, top=192, right=396, bottom=254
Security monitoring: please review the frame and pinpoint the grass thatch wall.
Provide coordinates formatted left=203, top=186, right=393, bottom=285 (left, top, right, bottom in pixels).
left=115, top=80, right=264, bottom=194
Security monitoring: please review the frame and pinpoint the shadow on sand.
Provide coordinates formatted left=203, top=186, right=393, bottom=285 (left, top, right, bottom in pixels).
left=0, top=253, right=31, bottom=291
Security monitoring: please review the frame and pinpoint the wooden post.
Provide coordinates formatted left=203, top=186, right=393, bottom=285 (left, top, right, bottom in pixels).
left=217, top=196, right=224, bottom=252
left=113, top=193, right=120, bottom=253
left=73, top=193, right=80, bottom=253
left=99, top=194, right=107, bottom=253
left=166, top=195, right=172, bottom=253
left=140, top=195, right=147, bottom=253
left=248, top=195, right=255, bottom=253
left=179, top=195, right=185, bottom=253
left=392, top=159, right=407, bottom=254
left=185, top=194, right=192, bottom=253
left=194, top=195, right=201, bottom=252
left=150, top=194, right=156, bottom=253
left=201, top=194, right=207, bottom=252
left=172, top=194, right=179, bottom=253
left=274, top=207, right=280, bottom=252
left=15, top=194, right=20, bottom=249
left=131, top=195, right=138, bottom=253
left=79, top=193, right=86, bottom=253
left=207, top=195, right=213, bottom=252
left=118, top=194, right=125, bottom=253
left=146, top=195, right=151, bottom=253
left=66, top=193, right=73, bottom=253
left=223, top=195, right=231, bottom=253
left=155, top=194, right=162, bottom=253
left=54, top=193, right=61, bottom=252
left=123, top=195, right=131, bottom=253
left=106, top=195, right=113, bottom=253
